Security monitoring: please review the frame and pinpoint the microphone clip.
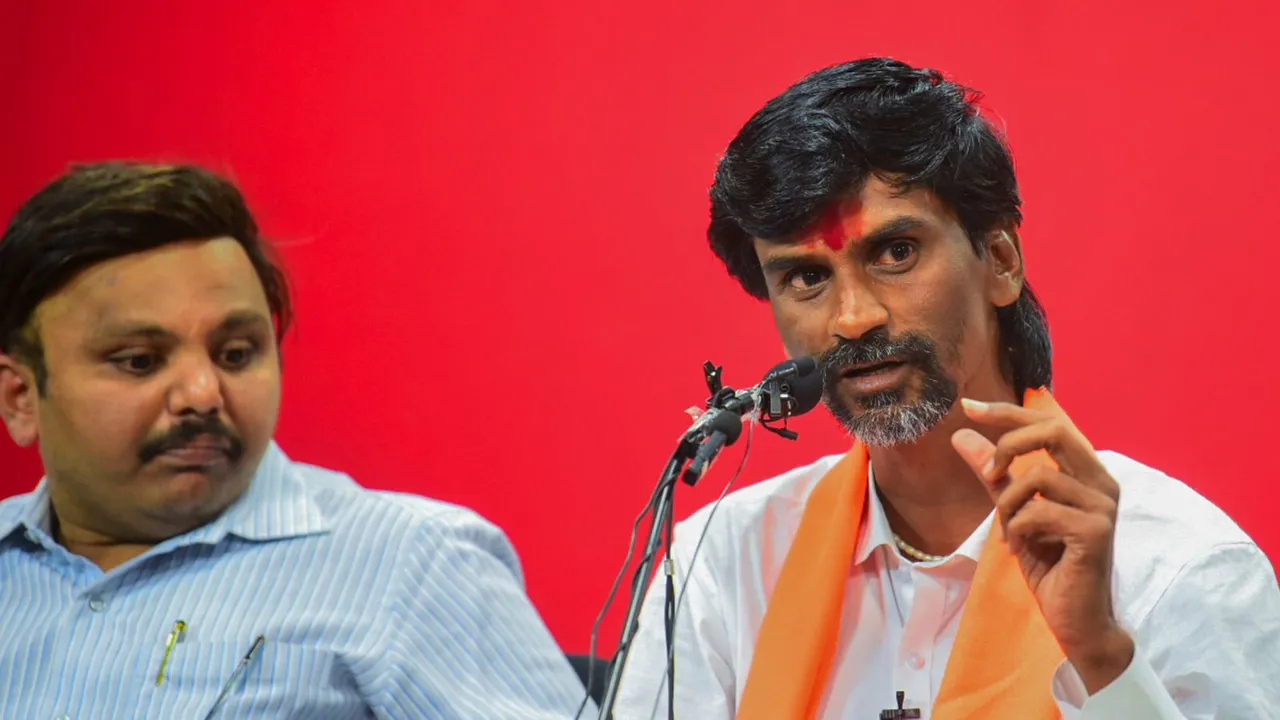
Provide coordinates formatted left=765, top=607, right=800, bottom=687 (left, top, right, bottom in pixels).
left=701, top=360, right=724, bottom=397
left=700, top=361, right=739, bottom=411
left=757, top=365, right=809, bottom=440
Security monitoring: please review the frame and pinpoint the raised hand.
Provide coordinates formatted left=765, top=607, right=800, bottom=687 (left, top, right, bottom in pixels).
left=951, top=398, right=1134, bottom=693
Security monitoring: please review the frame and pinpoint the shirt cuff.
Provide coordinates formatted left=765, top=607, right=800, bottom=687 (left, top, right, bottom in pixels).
left=1052, top=651, right=1184, bottom=719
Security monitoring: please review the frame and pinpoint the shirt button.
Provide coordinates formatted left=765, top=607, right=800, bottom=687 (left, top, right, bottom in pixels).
left=87, top=595, right=107, bottom=612
left=907, top=652, right=926, bottom=670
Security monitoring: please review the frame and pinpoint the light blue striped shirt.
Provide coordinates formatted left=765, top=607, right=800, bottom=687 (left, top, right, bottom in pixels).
left=0, top=443, right=593, bottom=719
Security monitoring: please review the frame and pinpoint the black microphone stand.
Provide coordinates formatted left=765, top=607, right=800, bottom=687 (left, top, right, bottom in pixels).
left=596, top=361, right=802, bottom=719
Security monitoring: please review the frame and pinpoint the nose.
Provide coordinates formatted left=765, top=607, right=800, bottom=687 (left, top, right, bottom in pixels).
left=829, top=275, right=889, bottom=341
left=166, top=352, right=225, bottom=417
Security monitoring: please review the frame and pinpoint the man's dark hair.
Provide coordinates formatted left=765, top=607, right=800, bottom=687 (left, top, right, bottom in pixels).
left=708, top=57, right=1052, bottom=395
left=0, top=161, right=292, bottom=393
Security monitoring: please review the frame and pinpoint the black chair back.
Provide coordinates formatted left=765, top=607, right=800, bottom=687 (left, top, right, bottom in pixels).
left=565, top=653, right=611, bottom=716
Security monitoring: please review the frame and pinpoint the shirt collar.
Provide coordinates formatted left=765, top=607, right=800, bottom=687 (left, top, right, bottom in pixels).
left=853, top=463, right=897, bottom=566
left=0, top=441, right=329, bottom=549
left=853, top=461, right=994, bottom=567
left=0, top=478, right=54, bottom=543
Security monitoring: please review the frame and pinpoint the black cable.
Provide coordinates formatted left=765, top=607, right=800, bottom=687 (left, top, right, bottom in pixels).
left=646, top=419, right=755, bottom=719
left=574, top=469, right=668, bottom=719
left=581, top=413, right=760, bottom=719
left=599, top=470, right=680, bottom=718
left=662, top=481, right=677, bottom=720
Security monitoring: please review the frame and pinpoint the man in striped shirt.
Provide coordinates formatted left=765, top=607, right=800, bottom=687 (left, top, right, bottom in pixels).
left=0, top=162, right=591, bottom=719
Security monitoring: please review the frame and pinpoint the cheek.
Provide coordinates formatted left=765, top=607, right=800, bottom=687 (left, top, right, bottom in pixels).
left=939, top=282, right=995, bottom=370
left=223, top=369, right=281, bottom=441
left=903, top=259, right=988, bottom=361
left=769, top=298, right=830, bottom=358
left=39, top=382, right=159, bottom=461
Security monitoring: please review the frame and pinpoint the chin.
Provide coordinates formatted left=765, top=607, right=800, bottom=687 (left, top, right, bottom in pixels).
left=827, top=390, right=954, bottom=447
left=161, top=468, right=247, bottom=512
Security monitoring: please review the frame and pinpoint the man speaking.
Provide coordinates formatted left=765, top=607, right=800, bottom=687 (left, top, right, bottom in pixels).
left=615, top=58, right=1280, bottom=718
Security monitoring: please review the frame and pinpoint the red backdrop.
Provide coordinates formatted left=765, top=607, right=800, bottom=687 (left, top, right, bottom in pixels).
left=2, top=1, right=1277, bottom=654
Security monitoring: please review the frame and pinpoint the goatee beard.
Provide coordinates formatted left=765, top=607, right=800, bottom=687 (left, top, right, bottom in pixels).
left=818, top=329, right=959, bottom=446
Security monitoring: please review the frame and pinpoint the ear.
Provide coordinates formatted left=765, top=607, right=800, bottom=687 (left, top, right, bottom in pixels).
left=0, top=354, right=39, bottom=448
left=984, top=226, right=1025, bottom=309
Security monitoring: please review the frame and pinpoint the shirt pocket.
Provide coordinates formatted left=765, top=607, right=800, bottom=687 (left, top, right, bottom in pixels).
left=133, top=641, right=368, bottom=719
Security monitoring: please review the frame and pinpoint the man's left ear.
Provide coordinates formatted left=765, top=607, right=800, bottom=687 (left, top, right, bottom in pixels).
left=985, top=226, right=1025, bottom=308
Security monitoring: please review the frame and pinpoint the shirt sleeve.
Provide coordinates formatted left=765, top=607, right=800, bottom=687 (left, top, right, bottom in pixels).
left=366, top=510, right=594, bottom=719
left=614, top=519, right=737, bottom=720
left=1051, top=541, right=1280, bottom=719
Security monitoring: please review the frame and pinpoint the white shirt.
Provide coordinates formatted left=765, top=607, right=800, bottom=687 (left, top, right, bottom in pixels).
left=614, top=450, right=1280, bottom=719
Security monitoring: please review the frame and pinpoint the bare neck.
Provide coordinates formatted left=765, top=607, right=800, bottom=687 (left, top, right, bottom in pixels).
left=868, top=389, right=1019, bottom=558
left=51, top=516, right=154, bottom=574
left=46, top=487, right=162, bottom=574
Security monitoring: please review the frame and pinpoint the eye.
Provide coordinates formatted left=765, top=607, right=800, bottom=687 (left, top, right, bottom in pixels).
left=218, top=343, right=259, bottom=369
left=873, top=240, right=917, bottom=268
left=783, top=266, right=831, bottom=291
left=110, top=352, right=161, bottom=376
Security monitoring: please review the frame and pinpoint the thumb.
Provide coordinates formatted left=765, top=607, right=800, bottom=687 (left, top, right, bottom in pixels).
left=951, top=429, right=1001, bottom=497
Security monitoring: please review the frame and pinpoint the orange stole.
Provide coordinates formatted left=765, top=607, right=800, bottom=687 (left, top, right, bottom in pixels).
left=736, top=388, right=1067, bottom=719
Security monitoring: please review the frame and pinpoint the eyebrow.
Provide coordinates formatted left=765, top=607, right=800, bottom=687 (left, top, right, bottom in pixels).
left=214, top=311, right=272, bottom=336
left=90, top=310, right=272, bottom=344
left=760, top=216, right=928, bottom=275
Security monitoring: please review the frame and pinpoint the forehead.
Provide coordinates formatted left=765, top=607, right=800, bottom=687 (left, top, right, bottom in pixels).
left=757, top=176, right=962, bottom=254
left=34, top=238, right=270, bottom=335
left=793, top=177, right=961, bottom=246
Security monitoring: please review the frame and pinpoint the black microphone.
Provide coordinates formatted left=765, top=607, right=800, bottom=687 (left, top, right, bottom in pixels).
left=721, top=356, right=823, bottom=420
left=682, top=357, right=822, bottom=484
left=681, top=407, right=746, bottom=484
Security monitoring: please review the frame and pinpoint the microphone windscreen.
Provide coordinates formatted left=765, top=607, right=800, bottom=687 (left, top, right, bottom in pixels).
left=785, top=359, right=824, bottom=416
left=762, top=356, right=824, bottom=417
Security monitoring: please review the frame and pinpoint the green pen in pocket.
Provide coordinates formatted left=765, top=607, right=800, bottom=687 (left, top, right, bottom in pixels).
left=155, top=620, right=187, bottom=686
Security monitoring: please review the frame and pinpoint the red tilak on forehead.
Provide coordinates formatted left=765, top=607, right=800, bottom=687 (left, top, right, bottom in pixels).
left=811, top=201, right=863, bottom=251
left=816, top=206, right=844, bottom=251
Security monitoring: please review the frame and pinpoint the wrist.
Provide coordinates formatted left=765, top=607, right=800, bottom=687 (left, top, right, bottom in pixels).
left=1065, top=627, right=1135, bottom=695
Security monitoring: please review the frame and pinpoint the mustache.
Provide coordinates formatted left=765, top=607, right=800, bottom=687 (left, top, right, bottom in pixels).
left=139, top=417, right=244, bottom=464
left=817, top=329, right=941, bottom=386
